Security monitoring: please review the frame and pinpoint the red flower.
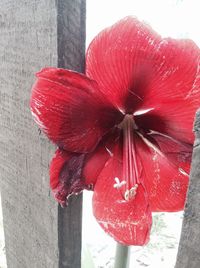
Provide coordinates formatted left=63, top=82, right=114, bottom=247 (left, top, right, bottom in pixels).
left=30, top=17, right=200, bottom=246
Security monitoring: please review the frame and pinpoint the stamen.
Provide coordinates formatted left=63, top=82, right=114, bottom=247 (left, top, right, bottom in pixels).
left=134, top=108, right=154, bottom=116
left=117, top=115, right=139, bottom=201
left=105, top=147, right=113, bottom=157
left=148, top=129, right=185, bottom=146
left=179, top=168, right=189, bottom=177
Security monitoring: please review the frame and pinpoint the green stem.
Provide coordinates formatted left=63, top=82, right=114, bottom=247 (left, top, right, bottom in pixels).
left=114, top=242, right=130, bottom=268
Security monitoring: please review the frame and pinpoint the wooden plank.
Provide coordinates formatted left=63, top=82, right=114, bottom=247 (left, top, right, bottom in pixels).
left=0, top=1, right=85, bottom=267
left=57, top=2, right=85, bottom=267
left=175, top=109, right=200, bottom=268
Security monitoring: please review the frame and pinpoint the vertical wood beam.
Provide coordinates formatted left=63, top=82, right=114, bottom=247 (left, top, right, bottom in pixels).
left=175, top=110, right=200, bottom=268
left=0, top=1, right=85, bottom=267
left=57, top=1, right=85, bottom=268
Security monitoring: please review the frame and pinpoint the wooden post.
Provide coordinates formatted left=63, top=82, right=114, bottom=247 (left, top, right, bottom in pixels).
left=0, top=1, right=85, bottom=268
left=175, top=109, right=200, bottom=268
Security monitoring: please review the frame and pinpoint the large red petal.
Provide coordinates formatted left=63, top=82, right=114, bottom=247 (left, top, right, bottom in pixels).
left=135, top=39, right=200, bottom=144
left=86, top=16, right=161, bottom=112
left=135, top=132, right=191, bottom=212
left=92, top=139, right=152, bottom=246
left=30, top=68, right=122, bottom=153
left=86, top=17, right=200, bottom=142
left=140, top=38, right=200, bottom=105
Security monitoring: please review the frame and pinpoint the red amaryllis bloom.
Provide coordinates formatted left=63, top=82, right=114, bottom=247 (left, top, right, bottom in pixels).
left=30, top=17, right=200, bottom=246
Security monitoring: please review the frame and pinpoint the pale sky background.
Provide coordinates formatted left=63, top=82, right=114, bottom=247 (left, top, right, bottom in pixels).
left=83, top=1, right=200, bottom=267
left=86, top=0, right=200, bottom=47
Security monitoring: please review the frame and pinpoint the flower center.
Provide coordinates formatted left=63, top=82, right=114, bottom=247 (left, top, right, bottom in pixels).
left=115, top=114, right=140, bottom=201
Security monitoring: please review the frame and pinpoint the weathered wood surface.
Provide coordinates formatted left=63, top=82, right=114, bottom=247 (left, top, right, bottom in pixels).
left=175, top=110, right=200, bottom=268
left=0, top=1, right=85, bottom=267
left=57, top=2, right=85, bottom=267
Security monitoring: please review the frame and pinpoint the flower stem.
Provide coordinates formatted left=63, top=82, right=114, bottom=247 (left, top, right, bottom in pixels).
left=114, top=242, right=130, bottom=268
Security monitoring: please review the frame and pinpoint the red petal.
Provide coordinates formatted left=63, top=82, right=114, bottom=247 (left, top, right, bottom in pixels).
left=83, top=144, right=110, bottom=187
left=86, top=17, right=161, bottom=112
left=134, top=39, right=200, bottom=144
left=83, top=128, right=120, bottom=187
left=135, top=100, right=197, bottom=145
left=149, top=131, right=192, bottom=170
left=135, top=133, right=191, bottom=212
left=30, top=68, right=122, bottom=153
left=50, top=149, right=89, bottom=207
left=140, top=38, right=200, bottom=106
left=92, top=140, right=152, bottom=246
left=86, top=17, right=200, bottom=134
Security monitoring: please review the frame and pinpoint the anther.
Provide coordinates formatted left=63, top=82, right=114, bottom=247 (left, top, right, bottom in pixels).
left=124, top=184, right=138, bottom=201
left=113, top=177, right=126, bottom=189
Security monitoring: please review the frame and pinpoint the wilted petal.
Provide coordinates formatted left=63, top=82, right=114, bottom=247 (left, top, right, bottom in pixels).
left=93, top=140, right=152, bottom=246
left=50, top=149, right=89, bottom=207
left=30, top=68, right=122, bottom=153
